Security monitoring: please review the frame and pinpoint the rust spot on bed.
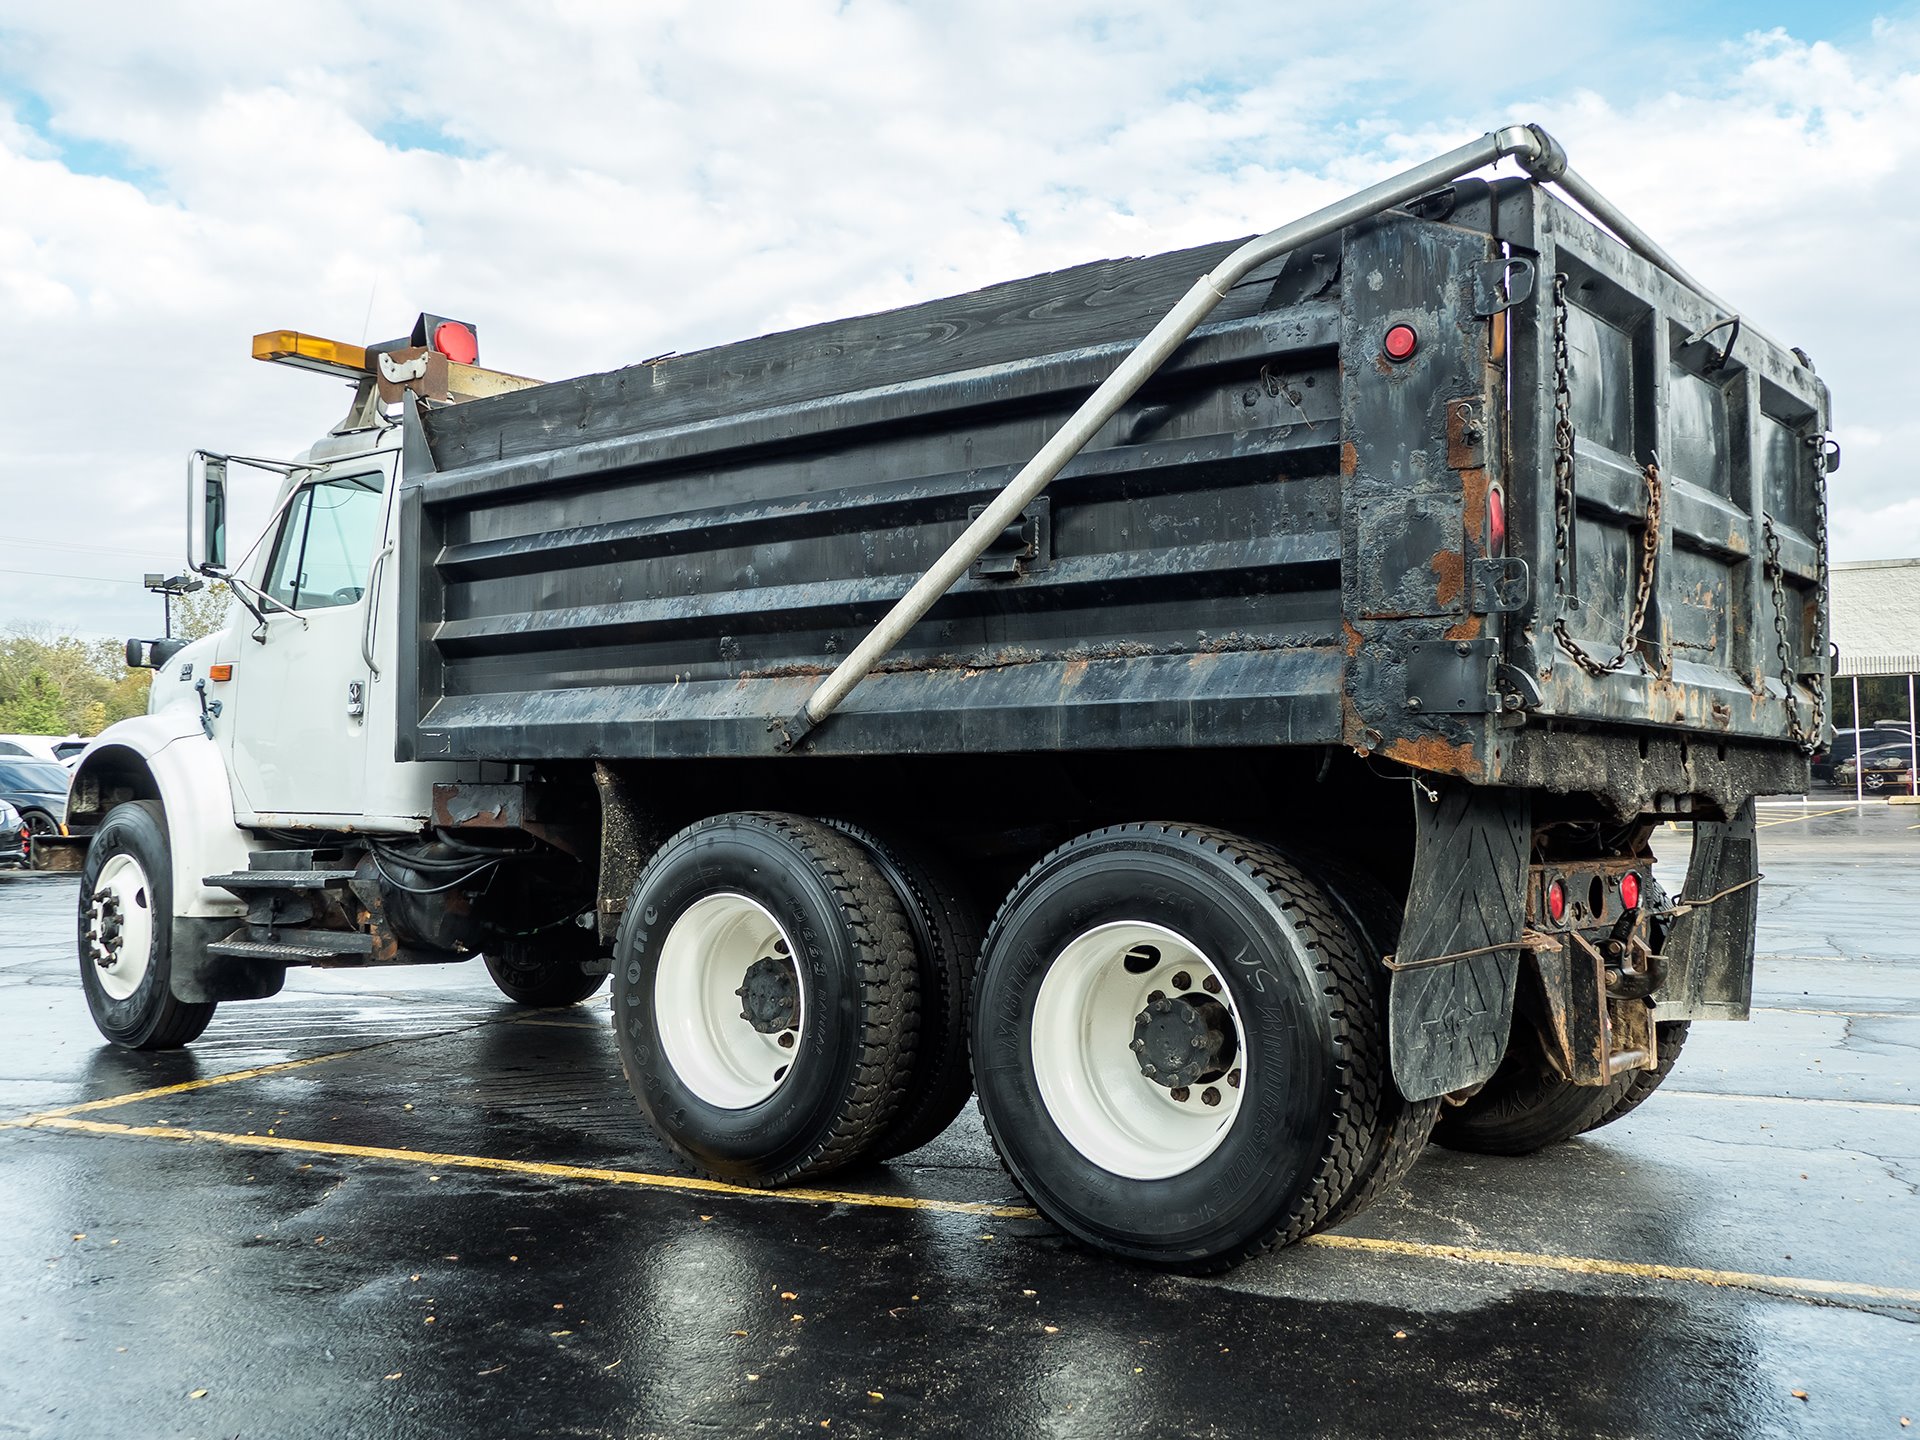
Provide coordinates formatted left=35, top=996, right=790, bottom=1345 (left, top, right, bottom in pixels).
left=1381, top=732, right=1481, bottom=778
left=1430, top=548, right=1465, bottom=609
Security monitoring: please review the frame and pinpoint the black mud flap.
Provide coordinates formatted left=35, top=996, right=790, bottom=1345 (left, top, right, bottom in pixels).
left=1389, top=783, right=1531, bottom=1101
left=1655, top=799, right=1758, bottom=1022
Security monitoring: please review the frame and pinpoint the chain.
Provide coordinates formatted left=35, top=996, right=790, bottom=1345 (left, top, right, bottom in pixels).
left=1548, top=273, right=1664, bottom=678
left=1762, top=434, right=1831, bottom=755
left=1761, top=515, right=1808, bottom=747
left=1808, top=438, right=1831, bottom=745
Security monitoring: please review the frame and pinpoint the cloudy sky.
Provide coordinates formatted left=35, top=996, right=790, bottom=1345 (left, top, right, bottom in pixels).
left=2, top=1, right=1915, bottom=639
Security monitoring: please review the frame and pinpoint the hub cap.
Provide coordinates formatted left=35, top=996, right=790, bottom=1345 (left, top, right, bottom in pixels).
left=1031, top=921, right=1248, bottom=1180
left=88, top=853, right=154, bottom=1001
left=654, top=893, right=805, bottom=1109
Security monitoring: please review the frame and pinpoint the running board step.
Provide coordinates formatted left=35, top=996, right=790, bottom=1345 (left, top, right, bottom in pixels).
left=206, top=931, right=375, bottom=964
left=203, top=869, right=361, bottom=891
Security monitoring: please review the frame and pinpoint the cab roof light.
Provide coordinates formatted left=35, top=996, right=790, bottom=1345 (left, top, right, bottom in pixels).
left=250, top=330, right=371, bottom=379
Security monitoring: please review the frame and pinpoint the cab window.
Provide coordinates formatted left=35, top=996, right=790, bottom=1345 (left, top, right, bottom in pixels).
left=262, top=471, right=386, bottom=611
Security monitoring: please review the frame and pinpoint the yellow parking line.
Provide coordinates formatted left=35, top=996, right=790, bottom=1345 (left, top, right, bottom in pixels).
left=1754, top=1006, right=1916, bottom=1020
left=17, top=1116, right=1037, bottom=1219
left=0, top=1046, right=374, bottom=1126
left=1757, top=806, right=1856, bottom=828
left=12, top=1113, right=1916, bottom=1306
left=1661, top=1089, right=1919, bottom=1113
left=1301, top=1234, right=1920, bottom=1305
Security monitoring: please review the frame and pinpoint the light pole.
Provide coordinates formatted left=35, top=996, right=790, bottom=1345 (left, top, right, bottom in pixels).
left=142, top=572, right=203, bottom=639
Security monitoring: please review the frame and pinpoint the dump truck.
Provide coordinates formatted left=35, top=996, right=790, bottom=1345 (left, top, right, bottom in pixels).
left=56, top=124, right=1834, bottom=1269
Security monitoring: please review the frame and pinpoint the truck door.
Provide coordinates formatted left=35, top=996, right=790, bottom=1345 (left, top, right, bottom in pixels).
left=228, top=463, right=391, bottom=818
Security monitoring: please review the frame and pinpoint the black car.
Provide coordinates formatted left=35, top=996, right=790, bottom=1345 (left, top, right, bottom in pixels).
left=1835, top=740, right=1919, bottom=795
left=0, top=757, right=69, bottom=837
left=0, top=799, right=25, bottom=867
left=1813, top=726, right=1918, bottom=785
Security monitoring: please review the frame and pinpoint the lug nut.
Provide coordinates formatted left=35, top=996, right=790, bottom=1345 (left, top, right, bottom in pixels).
left=778, top=1032, right=795, bottom=1048
left=1170, top=1087, right=1191, bottom=1103
left=1152, top=997, right=1171, bottom=1014
left=1171, top=971, right=1192, bottom=991
left=1203, top=975, right=1221, bottom=994
left=1228, top=1068, right=1242, bottom=1089
left=1147, top=990, right=1167, bottom=1004
left=1202, top=1087, right=1221, bottom=1107
left=1130, top=1037, right=1146, bottom=1051
left=1141, top=1064, right=1158, bottom=1078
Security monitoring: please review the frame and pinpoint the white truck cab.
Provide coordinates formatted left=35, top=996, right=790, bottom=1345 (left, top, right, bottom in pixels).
left=60, top=318, right=544, bottom=1041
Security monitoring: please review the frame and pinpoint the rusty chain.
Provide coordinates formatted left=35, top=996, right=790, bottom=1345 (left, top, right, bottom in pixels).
left=1549, top=272, right=1663, bottom=678
left=1761, top=466, right=1828, bottom=754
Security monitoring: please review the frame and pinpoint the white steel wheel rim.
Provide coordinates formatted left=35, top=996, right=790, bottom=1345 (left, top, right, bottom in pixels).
left=89, top=852, right=155, bottom=1001
left=654, top=892, right=805, bottom=1110
left=1030, top=920, right=1249, bottom=1181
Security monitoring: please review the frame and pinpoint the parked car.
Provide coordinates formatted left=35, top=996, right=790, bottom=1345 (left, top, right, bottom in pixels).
left=1834, top=741, right=1918, bottom=794
left=1813, top=725, right=1918, bottom=785
left=0, top=758, right=69, bottom=837
left=0, top=800, right=25, bottom=867
left=0, top=734, right=87, bottom=770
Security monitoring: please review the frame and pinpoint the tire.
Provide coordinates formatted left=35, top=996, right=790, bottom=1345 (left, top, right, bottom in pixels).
left=1429, top=1015, right=1625, bottom=1155
left=823, top=820, right=983, bottom=1162
left=483, top=931, right=607, bottom=1007
left=21, top=808, right=59, bottom=838
left=1581, top=1020, right=1690, bottom=1133
left=1301, top=857, right=1439, bottom=1231
left=612, top=812, right=920, bottom=1186
left=971, top=823, right=1384, bottom=1271
left=76, top=800, right=216, bottom=1050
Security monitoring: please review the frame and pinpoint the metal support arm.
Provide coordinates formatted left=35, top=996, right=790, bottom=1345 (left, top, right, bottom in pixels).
left=782, top=121, right=1711, bottom=746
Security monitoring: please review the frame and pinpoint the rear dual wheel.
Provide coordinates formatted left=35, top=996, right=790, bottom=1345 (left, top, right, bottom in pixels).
left=612, top=813, right=926, bottom=1186
left=1431, top=1016, right=1691, bottom=1155
left=972, top=824, right=1415, bottom=1271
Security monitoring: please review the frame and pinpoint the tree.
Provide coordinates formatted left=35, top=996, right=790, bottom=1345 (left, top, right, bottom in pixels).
left=172, top=582, right=234, bottom=642
left=0, top=627, right=151, bottom=735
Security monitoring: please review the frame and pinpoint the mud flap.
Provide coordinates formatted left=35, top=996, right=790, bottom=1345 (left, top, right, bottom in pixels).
left=169, top=917, right=285, bottom=1003
left=1389, top=783, right=1531, bottom=1101
left=1654, top=799, right=1758, bottom=1022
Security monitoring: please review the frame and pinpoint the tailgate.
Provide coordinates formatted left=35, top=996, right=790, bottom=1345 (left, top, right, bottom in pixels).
left=1505, top=187, right=1831, bottom=745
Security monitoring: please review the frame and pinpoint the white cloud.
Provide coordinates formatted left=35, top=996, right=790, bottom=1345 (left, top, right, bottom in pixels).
left=2, top=4, right=1917, bottom=643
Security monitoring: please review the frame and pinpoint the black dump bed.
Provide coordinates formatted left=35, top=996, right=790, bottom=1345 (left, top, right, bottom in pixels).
left=397, top=176, right=1831, bottom=798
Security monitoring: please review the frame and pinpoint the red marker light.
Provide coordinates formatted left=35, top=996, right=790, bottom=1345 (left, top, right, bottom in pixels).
left=1383, top=324, right=1419, bottom=361
left=1546, top=877, right=1567, bottom=924
left=1619, top=871, right=1641, bottom=911
left=1487, top=485, right=1507, bottom=555
left=431, top=321, right=478, bottom=365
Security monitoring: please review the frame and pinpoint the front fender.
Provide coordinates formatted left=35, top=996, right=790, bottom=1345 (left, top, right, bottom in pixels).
left=69, top=715, right=254, bottom=920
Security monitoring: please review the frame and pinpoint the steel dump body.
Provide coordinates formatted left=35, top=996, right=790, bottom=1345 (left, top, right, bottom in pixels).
left=397, top=177, right=1828, bottom=795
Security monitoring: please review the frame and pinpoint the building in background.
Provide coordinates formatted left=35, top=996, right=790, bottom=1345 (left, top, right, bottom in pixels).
left=1827, top=557, right=1920, bottom=795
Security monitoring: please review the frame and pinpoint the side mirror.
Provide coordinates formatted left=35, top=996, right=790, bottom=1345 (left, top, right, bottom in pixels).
left=190, top=453, right=229, bottom=574
left=125, top=637, right=190, bottom=671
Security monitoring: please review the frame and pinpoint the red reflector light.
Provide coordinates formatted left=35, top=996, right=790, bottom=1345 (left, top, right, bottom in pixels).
left=1619, top=871, right=1641, bottom=910
left=1382, top=324, right=1418, bottom=361
left=1487, top=485, right=1506, bottom=555
left=1546, top=878, right=1567, bottom=924
left=432, top=321, right=478, bottom=365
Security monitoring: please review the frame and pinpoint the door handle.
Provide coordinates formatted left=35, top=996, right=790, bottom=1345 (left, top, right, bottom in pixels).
left=362, top=542, right=393, bottom=678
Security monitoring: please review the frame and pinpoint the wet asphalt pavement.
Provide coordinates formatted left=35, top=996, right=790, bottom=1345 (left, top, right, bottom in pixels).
left=2, top=804, right=1917, bottom=1438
